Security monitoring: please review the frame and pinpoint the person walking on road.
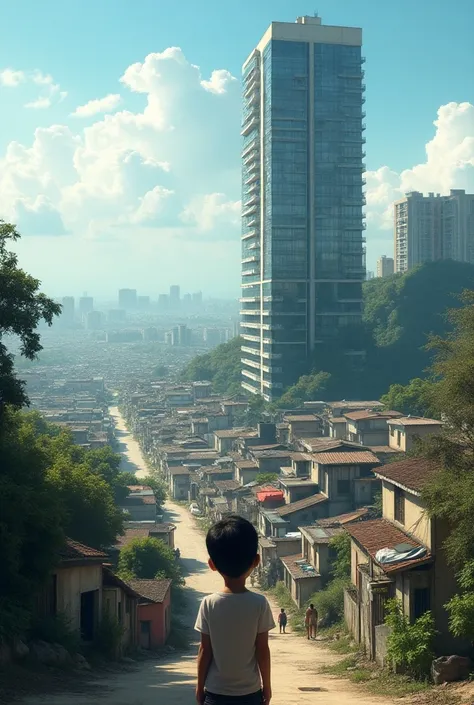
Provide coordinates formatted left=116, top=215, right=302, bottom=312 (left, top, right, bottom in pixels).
left=305, top=604, right=318, bottom=640
left=277, top=608, right=287, bottom=634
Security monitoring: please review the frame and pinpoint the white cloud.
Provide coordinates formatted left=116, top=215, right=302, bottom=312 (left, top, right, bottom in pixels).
left=366, top=102, right=474, bottom=233
left=71, top=93, right=122, bottom=118
left=0, top=68, right=25, bottom=87
left=180, top=193, right=241, bottom=236
left=201, top=69, right=237, bottom=94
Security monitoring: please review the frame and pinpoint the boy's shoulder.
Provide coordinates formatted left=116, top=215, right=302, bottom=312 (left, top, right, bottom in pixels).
left=202, top=590, right=268, bottom=607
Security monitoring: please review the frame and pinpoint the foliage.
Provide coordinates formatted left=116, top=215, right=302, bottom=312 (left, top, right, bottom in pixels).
left=139, top=475, right=168, bottom=505
left=29, top=612, right=81, bottom=654
left=0, top=221, right=61, bottom=407
left=255, top=473, right=278, bottom=485
left=117, top=537, right=184, bottom=586
left=380, top=377, right=436, bottom=417
left=272, top=371, right=332, bottom=409
left=445, top=560, right=474, bottom=640
left=93, top=610, right=125, bottom=658
left=181, top=336, right=243, bottom=396
left=385, top=599, right=436, bottom=678
left=0, top=408, right=64, bottom=638
left=245, top=395, right=268, bottom=425
left=329, top=533, right=351, bottom=581
left=309, top=578, right=348, bottom=625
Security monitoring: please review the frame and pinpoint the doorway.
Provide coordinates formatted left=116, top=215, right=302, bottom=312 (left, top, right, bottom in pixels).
left=140, top=620, right=151, bottom=649
left=80, top=590, right=97, bottom=641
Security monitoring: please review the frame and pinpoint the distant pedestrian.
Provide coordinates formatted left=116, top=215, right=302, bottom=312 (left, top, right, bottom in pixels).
left=277, top=608, right=287, bottom=634
left=305, top=604, right=318, bottom=640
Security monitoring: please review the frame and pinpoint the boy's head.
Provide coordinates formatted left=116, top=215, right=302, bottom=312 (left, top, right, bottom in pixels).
left=310, top=603, right=314, bottom=609
left=206, top=515, right=259, bottom=579
left=281, top=608, right=285, bottom=613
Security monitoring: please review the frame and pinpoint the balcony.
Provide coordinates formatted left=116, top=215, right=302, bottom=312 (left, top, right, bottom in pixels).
left=241, top=345, right=261, bottom=356
left=241, top=255, right=259, bottom=265
left=242, top=381, right=260, bottom=395
left=242, top=268, right=259, bottom=277
left=242, top=203, right=258, bottom=217
left=241, top=115, right=259, bottom=136
left=242, top=333, right=260, bottom=343
left=242, top=139, right=258, bottom=159
left=245, top=171, right=259, bottom=186
left=242, top=369, right=260, bottom=383
left=243, top=150, right=259, bottom=166
left=241, top=321, right=262, bottom=329
left=239, top=309, right=260, bottom=316
left=241, top=358, right=261, bottom=370
left=239, top=296, right=260, bottom=303
left=241, top=229, right=259, bottom=241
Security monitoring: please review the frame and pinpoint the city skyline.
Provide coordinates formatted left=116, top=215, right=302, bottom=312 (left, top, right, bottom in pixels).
left=0, top=1, right=473, bottom=297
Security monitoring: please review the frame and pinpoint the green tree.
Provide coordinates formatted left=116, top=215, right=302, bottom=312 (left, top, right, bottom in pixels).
left=380, top=378, right=436, bottom=416
left=444, top=561, right=474, bottom=641
left=246, top=395, right=268, bottom=425
left=255, top=473, right=279, bottom=485
left=140, top=475, right=168, bottom=505
left=0, top=222, right=61, bottom=407
left=117, top=537, right=183, bottom=585
left=273, top=371, right=331, bottom=409
left=182, top=337, right=243, bottom=396
left=329, top=533, right=351, bottom=581
left=385, top=599, right=436, bottom=678
left=0, top=408, right=64, bottom=638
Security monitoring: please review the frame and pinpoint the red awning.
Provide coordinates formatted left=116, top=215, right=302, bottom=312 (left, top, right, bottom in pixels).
left=257, top=490, right=284, bottom=502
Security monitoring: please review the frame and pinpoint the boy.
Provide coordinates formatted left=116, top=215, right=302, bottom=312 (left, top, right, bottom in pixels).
left=305, top=603, right=318, bottom=640
left=277, top=608, right=287, bottom=634
left=195, top=515, right=275, bottom=705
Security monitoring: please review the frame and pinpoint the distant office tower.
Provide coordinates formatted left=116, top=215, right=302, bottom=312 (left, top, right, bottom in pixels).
left=376, top=256, right=394, bottom=278
left=171, top=326, right=180, bottom=346
left=86, top=310, right=102, bottom=330
left=137, top=295, right=150, bottom=309
left=108, top=309, right=126, bottom=323
left=178, top=324, right=189, bottom=346
left=61, top=296, right=75, bottom=322
left=158, top=294, right=169, bottom=309
left=192, top=291, right=203, bottom=307
left=118, top=288, right=137, bottom=309
left=240, top=16, right=366, bottom=400
left=394, top=190, right=474, bottom=273
left=164, top=331, right=173, bottom=345
left=169, top=285, right=180, bottom=307
left=366, top=271, right=375, bottom=280
left=183, top=293, right=192, bottom=306
left=79, top=295, right=94, bottom=315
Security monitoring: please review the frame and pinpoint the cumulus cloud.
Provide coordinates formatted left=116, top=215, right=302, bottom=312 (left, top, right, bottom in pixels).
left=0, top=68, right=25, bottom=86
left=366, top=102, right=474, bottom=233
left=180, top=193, right=241, bottom=237
left=71, top=93, right=122, bottom=118
left=14, top=196, right=67, bottom=236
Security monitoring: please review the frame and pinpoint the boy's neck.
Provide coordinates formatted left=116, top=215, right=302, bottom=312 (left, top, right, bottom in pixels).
left=221, top=576, right=248, bottom=593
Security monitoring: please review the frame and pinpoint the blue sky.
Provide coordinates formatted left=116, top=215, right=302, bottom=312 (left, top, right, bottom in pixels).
left=0, top=0, right=473, bottom=295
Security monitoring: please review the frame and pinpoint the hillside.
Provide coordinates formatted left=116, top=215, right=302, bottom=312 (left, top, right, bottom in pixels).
left=181, top=336, right=243, bottom=396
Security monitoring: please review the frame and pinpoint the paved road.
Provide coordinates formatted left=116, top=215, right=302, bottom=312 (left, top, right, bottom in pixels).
left=23, top=414, right=386, bottom=705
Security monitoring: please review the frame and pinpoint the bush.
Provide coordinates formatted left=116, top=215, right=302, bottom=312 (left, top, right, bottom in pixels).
left=310, top=577, right=348, bottom=625
left=29, top=612, right=80, bottom=654
left=385, top=599, right=436, bottom=679
left=445, top=560, right=474, bottom=639
left=93, top=611, right=124, bottom=659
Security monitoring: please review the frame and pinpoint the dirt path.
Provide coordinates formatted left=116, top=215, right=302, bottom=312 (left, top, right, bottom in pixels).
left=23, top=500, right=386, bottom=705
left=22, top=413, right=387, bottom=705
left=109, top=406, right=149, bottom=480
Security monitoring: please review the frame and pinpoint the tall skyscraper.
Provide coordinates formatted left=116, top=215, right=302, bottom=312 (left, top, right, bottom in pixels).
left=61, top=296, right=75, bottom=322
left=376, top=255, right=394, bottom=278
left=394, top=190, right=474, bottom=273
left=169, top=285, right=180, bottom=307
left=241, top=16, right=366, bottom=400
left=118, top=288, right=137, bottom=309
left=79, top=295, right=94, bottom=315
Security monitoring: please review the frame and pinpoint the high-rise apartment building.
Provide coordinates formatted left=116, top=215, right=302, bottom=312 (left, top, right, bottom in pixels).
left=394, top=190, right=474, bottom=273
left=79, top=295, right=94, bottom=315
left=61, top=296, right=75, bottom=322
left=169, top=285, right=180, bottom=306
left=240, top=16, right=366, bottom=400
left=118, top=288, right=137, bottom=309
left=376, top=255, right=394, bottom=278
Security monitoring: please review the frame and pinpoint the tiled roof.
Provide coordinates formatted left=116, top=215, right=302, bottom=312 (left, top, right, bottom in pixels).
left=214, top=479, right=241, bottom=493
left=346, top=519, right=432, bottom=573
left=214, top=428, right=256, bottom=438
left=115, top=529, right=150, bottom=547
left=169, top=466, right=192, bottom=475
left=285, top=415, right=320, bottom=423
left=128, top=579, right=172, bottom=603
left=388, top=416, right=443, bottom=427
left=313, top=451, right=380, bottom=466
left=277, top=493, right=328, bottom=516
left=281, top=554, right=320, bottom=580
left=60, top=539, right=107, bottom=561
left=316, top=508, right=370, bottom=527
left=290, top=452, right=313, bottom=461
left=235, top=460, right=258, bottom=469
left=344, top=410, right=402, bottom=421
left=329, top=417, right=347, bottom=424
left=102, top=567, right=141, bottom=597
left=299, top=525, right=343, bottom=544
left=375, top=457, right=439, bottom=495
left=328, top=401, right=384, bottom=410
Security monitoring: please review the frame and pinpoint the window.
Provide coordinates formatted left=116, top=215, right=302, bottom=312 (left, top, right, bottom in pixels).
left=397, top=430, right=402, bottom=446
left=413, top=587, right=431, bottom=620
left=394, top=486, right=405, bottom=524
left=337, top=479, right=351, bottom=495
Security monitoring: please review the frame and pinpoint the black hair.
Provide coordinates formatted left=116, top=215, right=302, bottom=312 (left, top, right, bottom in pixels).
left=281, top=608, right=285, bottom=612
left=310, top=603, right=314, bottom=609
left=206, top=515, right=258, bottom=578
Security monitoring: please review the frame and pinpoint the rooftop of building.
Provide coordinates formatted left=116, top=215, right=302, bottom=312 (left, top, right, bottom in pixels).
left=375, top=457, right=439, bottom=495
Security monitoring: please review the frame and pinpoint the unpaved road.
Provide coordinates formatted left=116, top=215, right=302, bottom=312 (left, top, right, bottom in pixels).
left=109, top=406, right=149, bottom=480
left=23, top=412, right=386, bottom=705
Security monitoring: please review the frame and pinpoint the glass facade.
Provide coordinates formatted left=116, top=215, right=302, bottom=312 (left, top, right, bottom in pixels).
left=241, top=21, right=365, bottom=400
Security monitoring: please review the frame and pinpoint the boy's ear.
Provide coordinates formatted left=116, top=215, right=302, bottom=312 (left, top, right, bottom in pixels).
left=208, top=558, right=217, bottom=572
left=253, top=554, right=261, bottom=568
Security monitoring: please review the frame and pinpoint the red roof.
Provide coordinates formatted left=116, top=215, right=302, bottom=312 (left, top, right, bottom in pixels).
left=257, top=489, right=284, bottom=502
left=60, top=539, right=107, bottom=562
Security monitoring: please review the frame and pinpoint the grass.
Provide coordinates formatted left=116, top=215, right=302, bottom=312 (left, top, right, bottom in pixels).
left=320, top=654, right=433, bottom=698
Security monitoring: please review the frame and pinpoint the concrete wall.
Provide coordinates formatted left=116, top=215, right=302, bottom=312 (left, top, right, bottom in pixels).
left=344, top=588, right=360, bottom=643
left=137, top=589, right=171, bottom=648
left=350, top=543, right=367, bottom=587
left=374, top=624, right=390, bottom=667
left=55, top=565, right=102, bottom=633
left=382, top=482, right=432, bottom=549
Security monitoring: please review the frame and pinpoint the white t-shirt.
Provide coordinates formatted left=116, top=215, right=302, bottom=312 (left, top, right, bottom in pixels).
left=195, top=591, right=275, bottom=696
